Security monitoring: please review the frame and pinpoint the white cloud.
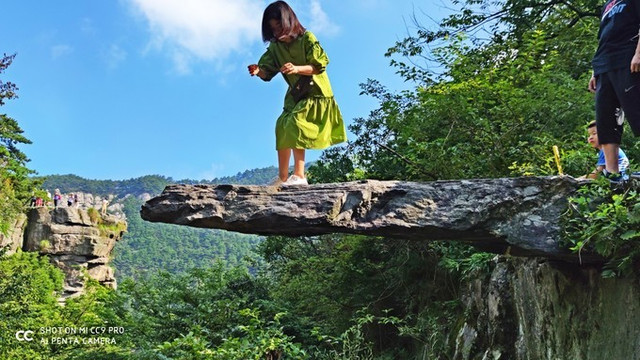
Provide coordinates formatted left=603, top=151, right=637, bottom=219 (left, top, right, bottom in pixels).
left=126, top=0, right=263, bottom=73
left=51, top=44, right=73, bottom=59
left=307, top=0, right=340, bottom=37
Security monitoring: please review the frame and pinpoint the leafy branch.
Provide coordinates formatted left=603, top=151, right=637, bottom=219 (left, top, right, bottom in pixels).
left=563, top=179, right=640, bottom=277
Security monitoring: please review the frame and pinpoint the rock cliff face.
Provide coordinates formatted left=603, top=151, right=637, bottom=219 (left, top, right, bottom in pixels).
left=19, top=207, right=126, bottom=300
left=0, top=213, right=26, bottom=254
left=454, top=257, right=640, bottom=360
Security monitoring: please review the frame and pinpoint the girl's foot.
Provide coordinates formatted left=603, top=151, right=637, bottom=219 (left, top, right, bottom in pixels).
left=283, top=175, right=308, bottom=186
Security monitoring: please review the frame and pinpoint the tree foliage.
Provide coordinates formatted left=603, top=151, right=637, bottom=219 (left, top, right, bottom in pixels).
left=309, top=0, right=639, bottom=183
left=564, top=180, right=640, bottom=277
left=256, top=235, right=492, bottom=358
left=0, top=54, right=37, bottom=235
left=0, top=252, right=310, bottom=359
left=114, top=194, right=261, bottom=278
left=302, top=0, right=639, bottom=357
left=41, top=167, right=279, bottom=199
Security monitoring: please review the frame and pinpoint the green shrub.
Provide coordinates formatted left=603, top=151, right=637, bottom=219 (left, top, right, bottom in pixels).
left=98, top=221, right=127, bottom=238
left=87, top=208, right=100, bottom=224
left=563, top=179, right=640, bottom=277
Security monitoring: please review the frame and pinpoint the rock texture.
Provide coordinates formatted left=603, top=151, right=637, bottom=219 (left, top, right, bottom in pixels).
left=0, top=213, right=26, bottom=255
left=454, top=257, right=640, bottom=360
left=22, top=207, right=126, bottom=300
left=141, top=176, right=594, bottom=262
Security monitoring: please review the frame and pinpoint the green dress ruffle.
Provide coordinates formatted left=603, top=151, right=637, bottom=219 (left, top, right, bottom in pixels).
left=258, top=31, right=347, bottom=150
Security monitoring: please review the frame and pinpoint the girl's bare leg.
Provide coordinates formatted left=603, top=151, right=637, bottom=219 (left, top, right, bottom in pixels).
left=293, top=149, right=305, bottom=178
left=278, top=148, right=291, bottom=181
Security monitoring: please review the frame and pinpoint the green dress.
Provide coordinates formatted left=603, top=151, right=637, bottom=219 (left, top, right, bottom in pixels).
left=258, top=31, right=347, bottom=150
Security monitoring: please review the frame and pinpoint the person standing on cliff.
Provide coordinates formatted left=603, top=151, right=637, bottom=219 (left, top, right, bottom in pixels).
left=101, top=197, right=109, bottom=216
left=588, top=0, right=640, bottom=182
left=53, top=189, right=61, bottom=208
left=248, top=1, right=347, bottom=186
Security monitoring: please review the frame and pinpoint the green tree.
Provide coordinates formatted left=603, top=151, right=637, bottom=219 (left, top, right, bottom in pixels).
left=89, top=264, right=309, bottom=359
left=112, top=195, right=262, bottom=278
left=302, top=2, right=613, bottom=358
left=310, top=0, right=621, bottom=183
left=256, top=235, right=490, bottom=358
left=0, top=53, right=37, bottom=235
left=387, top=0, right=600, bottom=84
left=0, top=251, right=63, bottom=359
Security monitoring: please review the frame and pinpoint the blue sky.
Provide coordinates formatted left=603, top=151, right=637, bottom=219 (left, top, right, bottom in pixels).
left=4, top=0, right=449, bottom=181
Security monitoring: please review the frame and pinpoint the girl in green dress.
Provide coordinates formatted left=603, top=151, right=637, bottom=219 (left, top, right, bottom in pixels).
left=248, top=0, right=347, bottom=186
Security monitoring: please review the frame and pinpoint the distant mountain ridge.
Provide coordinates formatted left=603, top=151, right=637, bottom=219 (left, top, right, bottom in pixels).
left=38, top=166, right=278, bottom=279
left=40, top=166, right=279, bottom=198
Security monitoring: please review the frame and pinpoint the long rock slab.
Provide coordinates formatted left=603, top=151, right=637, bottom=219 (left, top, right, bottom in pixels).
left=140, top=177, right=596, bottom=263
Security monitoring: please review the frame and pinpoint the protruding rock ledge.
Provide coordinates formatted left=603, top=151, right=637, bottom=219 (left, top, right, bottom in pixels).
left=140, top=176, right=598, bottom=263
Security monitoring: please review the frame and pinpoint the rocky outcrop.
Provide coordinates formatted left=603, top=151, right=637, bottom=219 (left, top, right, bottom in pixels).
left=141, top=176, right=595, bottom=262
left=0, top=213, right=26, bottom=255
left=454, top=257, right=640, bottom=360
left=22, top=207, right=126, bottom=300
left=44, top=191, right=126, bottom=220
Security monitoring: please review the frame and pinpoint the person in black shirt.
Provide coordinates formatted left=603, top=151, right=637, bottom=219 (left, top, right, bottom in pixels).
left=589, top=0, right=640, bottom=181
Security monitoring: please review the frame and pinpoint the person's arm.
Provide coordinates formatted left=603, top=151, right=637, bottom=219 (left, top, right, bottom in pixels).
left=248, top=64, right=269, bottom=80
left=249, top=48, right=279, bottom=81
left=586, top=165, right=605, bottom=179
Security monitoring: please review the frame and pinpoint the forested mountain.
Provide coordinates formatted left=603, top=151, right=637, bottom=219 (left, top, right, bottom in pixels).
left=114, top=196, right=262, bottom=278
left=40, top=170, right=277, bottom=278
left=41, top=166, right=279, bottom=198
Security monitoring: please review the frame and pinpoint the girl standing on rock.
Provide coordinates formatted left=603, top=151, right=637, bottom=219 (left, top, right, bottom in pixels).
left=248, top=0, right=347, bottom=186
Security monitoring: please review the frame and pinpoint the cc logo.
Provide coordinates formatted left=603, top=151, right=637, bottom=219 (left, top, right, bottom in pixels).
left=15, top=330, right=34, bottom=341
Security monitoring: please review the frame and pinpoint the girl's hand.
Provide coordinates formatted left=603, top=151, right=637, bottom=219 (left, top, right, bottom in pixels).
left=248, top=64, right=260, bottom=76
left=280, top=62, right=298, bottom=75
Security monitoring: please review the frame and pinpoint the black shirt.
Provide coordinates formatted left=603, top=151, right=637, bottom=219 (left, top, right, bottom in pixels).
left=592, top=0, right=640, bottom=75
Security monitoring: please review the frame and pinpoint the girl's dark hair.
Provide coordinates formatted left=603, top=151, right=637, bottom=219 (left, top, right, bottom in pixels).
left=261, top=1, right=306, bottom=42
